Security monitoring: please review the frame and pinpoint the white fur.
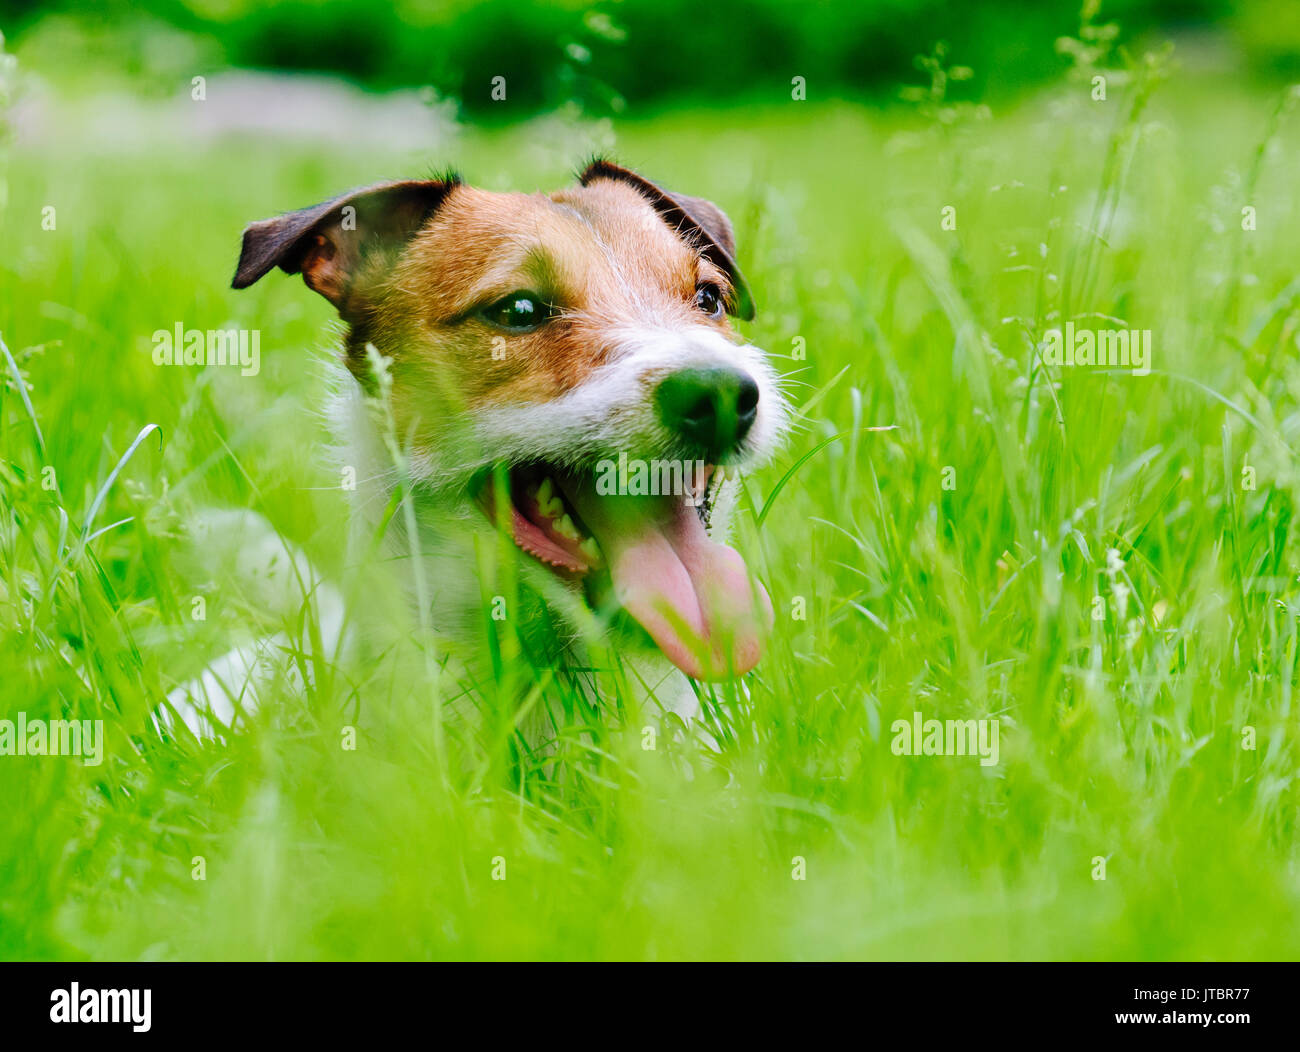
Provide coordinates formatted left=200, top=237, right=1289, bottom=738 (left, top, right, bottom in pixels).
left=166, top=324, right=787, bottom=743
left=157, top=508, right=345, bottom=740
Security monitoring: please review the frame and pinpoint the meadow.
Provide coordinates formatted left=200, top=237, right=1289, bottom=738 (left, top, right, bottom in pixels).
left=3, top=37, right=1300, bottom=959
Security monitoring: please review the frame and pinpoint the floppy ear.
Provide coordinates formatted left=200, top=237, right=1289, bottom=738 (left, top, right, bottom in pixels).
left=232, top=179, right=459, bottom=315
left=578, top=160, right=756, bottom=321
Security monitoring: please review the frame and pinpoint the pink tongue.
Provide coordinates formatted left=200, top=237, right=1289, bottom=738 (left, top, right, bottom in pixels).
left=562, top=478, right=772, bottom=680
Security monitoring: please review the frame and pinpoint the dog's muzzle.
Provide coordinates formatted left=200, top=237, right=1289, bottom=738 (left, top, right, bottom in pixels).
left=654, top=366, right=760, bottom=462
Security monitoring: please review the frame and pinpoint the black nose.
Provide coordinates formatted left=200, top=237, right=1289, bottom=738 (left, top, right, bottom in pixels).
left=655, top=367, right=759, bottom=459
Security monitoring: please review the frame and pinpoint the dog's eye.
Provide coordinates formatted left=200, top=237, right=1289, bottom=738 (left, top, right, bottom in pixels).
left=695, top=282, right=725, bottom=319
left=481, top=292, right=554, bottom=331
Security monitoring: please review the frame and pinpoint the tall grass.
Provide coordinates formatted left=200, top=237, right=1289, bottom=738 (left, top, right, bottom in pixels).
left=3, top=39, right=1300, bottom=958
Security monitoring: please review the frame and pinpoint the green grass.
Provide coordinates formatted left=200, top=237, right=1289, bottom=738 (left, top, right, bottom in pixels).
left=4, top=51, right=1300, bottom=959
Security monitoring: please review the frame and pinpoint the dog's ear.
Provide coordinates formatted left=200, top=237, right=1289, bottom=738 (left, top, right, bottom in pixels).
left=578, top=160, right=756, bottom=321
left=232, top=179, right=459, bottom=315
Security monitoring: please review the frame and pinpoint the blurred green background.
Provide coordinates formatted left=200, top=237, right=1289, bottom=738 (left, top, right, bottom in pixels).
left=5, top=0, right=1300, bottom=115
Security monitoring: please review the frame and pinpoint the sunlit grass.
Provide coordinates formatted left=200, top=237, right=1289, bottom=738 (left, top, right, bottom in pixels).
left=3, top=54, right=1300, bottom=959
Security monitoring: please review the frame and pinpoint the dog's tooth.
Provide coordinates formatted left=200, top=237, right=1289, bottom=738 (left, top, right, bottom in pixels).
left=553, top=513, right=580, bottom=542
left=535, top=477, right=564, bottom=519
left=578, top=536, right=602, bottom=564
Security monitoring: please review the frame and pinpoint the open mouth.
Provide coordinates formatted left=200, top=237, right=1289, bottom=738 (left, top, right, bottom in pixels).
left=474, top=461, right=772, bottom=680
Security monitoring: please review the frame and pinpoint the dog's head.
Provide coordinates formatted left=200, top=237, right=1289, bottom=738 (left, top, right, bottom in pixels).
left=233, top=161, right=789, bottom=680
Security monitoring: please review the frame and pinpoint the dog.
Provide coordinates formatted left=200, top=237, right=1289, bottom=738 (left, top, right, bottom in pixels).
left=166, top=161, right=788, bottom=744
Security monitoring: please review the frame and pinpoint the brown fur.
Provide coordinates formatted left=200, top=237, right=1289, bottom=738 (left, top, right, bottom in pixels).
left=233, top=163, right=748, bottom=452
left=380, top=182, right=734, bottom=424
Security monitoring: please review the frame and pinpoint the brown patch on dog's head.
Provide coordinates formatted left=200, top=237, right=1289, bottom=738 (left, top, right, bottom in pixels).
left=576, top=159, right=754, bottom=321
left=232, top=177, right=460, bottom=318
left=233, top=165, right=753, bottom=425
